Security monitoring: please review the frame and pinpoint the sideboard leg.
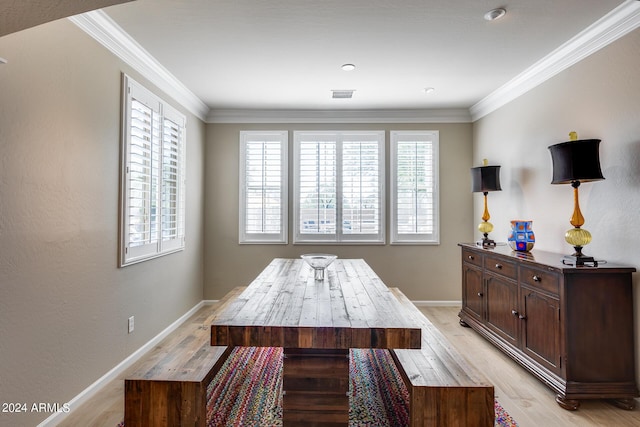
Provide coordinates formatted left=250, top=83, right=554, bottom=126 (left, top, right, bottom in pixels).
left=555, top=395, right=580, bottom=411
left=607, top=398, right=636, bottom=410
left=459, top=318, right=470, bottom=327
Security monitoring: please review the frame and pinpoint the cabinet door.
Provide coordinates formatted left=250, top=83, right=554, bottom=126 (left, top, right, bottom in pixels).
left=461, top=263, right=484, bottom=322
left=521, top=288, right=561, bottom=374
left=485, top=274, right=519, bottom=346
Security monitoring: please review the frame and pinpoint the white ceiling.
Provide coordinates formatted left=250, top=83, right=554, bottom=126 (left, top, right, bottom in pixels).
left=101, top=0, right=632, bottom=118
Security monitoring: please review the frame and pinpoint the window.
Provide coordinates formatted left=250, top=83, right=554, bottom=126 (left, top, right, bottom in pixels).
left=294, top=131, right=385, bottom=243
left=239, top=131, right=288, bottom=243
left=390, top=131, right=439, bottom=244
left=119, top=74, right=186, bottom=266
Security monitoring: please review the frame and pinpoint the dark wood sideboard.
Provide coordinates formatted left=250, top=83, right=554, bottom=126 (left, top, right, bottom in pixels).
left=458, top=243, right=638, bottom=410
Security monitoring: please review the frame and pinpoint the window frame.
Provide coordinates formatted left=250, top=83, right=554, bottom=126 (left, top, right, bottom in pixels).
left=238, top=130, right=289, bottom=244
left=119, top=74, right=187, bottom=267
left=293, top=130, right=385, bottom=244
left=390, top=130, right=440, bottom=245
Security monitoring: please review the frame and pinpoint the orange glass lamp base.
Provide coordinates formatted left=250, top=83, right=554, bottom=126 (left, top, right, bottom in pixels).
left=562, top=183, right=597, bottom=266
left=476, top=193, right=496, bottom=247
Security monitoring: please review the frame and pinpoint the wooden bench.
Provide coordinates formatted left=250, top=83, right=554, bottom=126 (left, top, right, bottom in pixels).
left=124, top=345, right=231, bottom=426
left=389, top=288, right=495, bottom=427
left=124, top=287, right=245, bottom=427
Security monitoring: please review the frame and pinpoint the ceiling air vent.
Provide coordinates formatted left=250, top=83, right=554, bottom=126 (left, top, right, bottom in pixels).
left=332, top=90, right=354, bottom=99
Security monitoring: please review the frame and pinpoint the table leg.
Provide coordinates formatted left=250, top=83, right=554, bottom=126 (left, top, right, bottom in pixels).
left=282, top=348, right=349, bottom=426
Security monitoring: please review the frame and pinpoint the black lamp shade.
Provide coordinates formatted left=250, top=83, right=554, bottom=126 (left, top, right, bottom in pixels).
left=471, top=165, right=502, bottom=193
left=548, top=139, right=604, bottom=184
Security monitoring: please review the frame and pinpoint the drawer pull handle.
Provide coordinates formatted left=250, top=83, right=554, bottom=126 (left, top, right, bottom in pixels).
left=533, top=275, right=541, bottom=282
left=468, top=255, right=474, bottom=260
left=495, top=263, right=503, bottom=269
left=511, top=309, right=527, bottom=320
left=477, top=292, right=483, bottom=297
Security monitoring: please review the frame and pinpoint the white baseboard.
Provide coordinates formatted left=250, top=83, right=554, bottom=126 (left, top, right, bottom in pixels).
left=38, top=299, right=220, bottom=427
left=412, top=300, right=461, bottom=307
left=38, top=296, right=455, bottom=426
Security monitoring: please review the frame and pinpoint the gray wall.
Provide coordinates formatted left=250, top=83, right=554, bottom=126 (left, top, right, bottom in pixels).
left=473, top=28, right=640, bottom=385
left=0, top=20, right=206, bottom=426
left=204, top=123, right=474, bottom=301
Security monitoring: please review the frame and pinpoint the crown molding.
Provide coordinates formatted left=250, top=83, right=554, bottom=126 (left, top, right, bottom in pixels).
left=470, top=0, right=640, bottom=122
left=207, top=108, right=472, bottom=124
left=69, top=10, right=209, bottom=121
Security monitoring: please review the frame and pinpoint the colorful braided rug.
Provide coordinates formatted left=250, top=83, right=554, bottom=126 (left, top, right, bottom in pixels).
left=205, top=347, right=517, bottom=427
left=120, top=346, right=517, bottom=426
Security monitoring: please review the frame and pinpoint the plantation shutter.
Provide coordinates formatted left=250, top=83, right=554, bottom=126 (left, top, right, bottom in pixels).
left=120, top=75, right=186, bottom=266
left=125, top=89, right=162, bottom=262
left=342, top=140, right=380, bottom=235
left=294, top=131, right=384, bottom=243
left=391, top=131, right=439, bottom=244
left=160, top=108, right=186, bottom=251
left=298, top=139, right=337, bottom=236
left=239, top=131, right=288, bottom=243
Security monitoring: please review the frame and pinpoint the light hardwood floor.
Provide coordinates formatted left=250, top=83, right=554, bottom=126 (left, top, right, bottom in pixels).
left=423, top=306, right=640, bottom=427
left=59, top=303, right=639, bottom=427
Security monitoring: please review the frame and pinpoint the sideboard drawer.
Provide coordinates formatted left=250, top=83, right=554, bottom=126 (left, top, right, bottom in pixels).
left=520, top=266, right=560, bottom=295
left=485, top=255, right=517, bottom=279
left=462, top=248, right=483, bottom=267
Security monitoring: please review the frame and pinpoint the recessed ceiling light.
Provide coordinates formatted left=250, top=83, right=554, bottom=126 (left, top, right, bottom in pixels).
left=484, top=8, right=506, bottom=21
left=341, top=63, right=356, bottom=71
left=423, top=87, right=435, bottom=94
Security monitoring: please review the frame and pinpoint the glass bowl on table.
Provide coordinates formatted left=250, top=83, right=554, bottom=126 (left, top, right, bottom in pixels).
left=300, top=254, right=337, bottom=281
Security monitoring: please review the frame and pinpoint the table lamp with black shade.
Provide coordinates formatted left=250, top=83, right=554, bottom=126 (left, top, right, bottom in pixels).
left=471, top=160, right=502, bottom=247
left=548, top=134, right=604, bottom=266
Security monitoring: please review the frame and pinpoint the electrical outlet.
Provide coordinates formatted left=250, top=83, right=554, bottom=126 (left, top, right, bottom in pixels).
left=128, top=316, right=135, bottom=334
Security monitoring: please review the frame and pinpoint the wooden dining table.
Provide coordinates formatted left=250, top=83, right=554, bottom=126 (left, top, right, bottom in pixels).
left=210, top=258, right=421, bottom=426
